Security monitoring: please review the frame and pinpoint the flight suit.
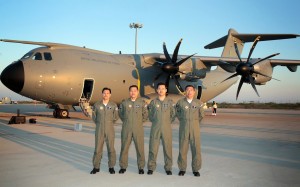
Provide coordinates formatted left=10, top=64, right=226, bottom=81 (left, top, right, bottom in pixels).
left=92, top=100, right=119, bottom=169
left=147, top=97, right=176, bottom=171
left=119, top=98, right=148, bottom=170
left=176, top=98, right=204, bottom=172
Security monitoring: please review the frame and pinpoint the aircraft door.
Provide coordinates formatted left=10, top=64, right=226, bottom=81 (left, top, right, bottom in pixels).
left=81, top=79, right=94, bottom=101
left=197, top=86, right=202, bottom=100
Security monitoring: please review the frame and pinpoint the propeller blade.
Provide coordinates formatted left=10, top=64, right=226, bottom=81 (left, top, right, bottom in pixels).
left=252, top=70, right=280, bottom=81
left=252, top=53, right=280, bottom=65
left=248, top=75, right=260, bottom=97
left=219, top=60, right=236, bottom=73
left=165, top=74, right=171, bottom=93
left=247, top=36, right=260, bottom=63
left=163, top=42, right=172, bottom=62
left=236, top=76, right=245, bottom=100
left=221, top=73, right=239, bottom=83
left=154, top=72, right=163, bottom=81
left=174, top=76, right=184, bottom=92
left=172, top=38, right=183, bottom=64
left=234, top=41, right=243, bottom=63
left=175, top=53, right=197, bottom=67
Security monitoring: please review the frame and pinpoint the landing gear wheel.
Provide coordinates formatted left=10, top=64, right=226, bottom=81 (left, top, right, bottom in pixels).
left=53, top=109, right=69, bottom=118
left=59, top=109, right=69, bottom=118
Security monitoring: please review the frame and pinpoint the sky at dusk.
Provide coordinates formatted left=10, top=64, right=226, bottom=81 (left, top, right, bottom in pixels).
left=0, top=0, right=299, bottom=103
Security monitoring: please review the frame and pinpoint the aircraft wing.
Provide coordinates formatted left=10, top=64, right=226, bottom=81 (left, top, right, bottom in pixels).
left=197, top=56, right=300, bottom=72
left=0, top=39, right=74, bottom=48
left=269, top=59, right=300, bottom=72
left=0, top=39, right=112, bottom=54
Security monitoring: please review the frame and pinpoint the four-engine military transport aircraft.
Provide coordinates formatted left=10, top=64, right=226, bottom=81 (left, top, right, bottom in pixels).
left=1, top=28, right=300, bottom=118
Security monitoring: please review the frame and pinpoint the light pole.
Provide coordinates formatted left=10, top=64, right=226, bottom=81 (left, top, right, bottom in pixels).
left=129, top=23, right=143, bottom=54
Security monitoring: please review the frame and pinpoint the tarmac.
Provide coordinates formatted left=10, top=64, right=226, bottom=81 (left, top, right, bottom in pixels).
left=0, top=104, right=300, bottom=187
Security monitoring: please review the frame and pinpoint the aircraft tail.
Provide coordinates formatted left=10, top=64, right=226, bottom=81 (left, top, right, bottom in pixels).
left=204, top=28, right=299, bottom=58
left=204, top=29, right=244, bottom=58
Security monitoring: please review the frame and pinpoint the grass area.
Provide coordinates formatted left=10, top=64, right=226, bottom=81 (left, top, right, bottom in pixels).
left=207, top=102, right=300, bottom=110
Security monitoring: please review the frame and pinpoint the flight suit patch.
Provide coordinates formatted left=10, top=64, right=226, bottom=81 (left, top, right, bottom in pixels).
left=185, top=106, right=189, bottom=109
left=156, top=104, right=160, bottom=108
left=135, top=104, right=140, bottom=108
left=100, top=106, right=104, bottom=110
left=129, top=104, right=132, bottom=108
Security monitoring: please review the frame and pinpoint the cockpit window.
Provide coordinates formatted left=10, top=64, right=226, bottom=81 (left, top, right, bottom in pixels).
left=21, top=51, right=34, bottom=59
left=32, top=52, right=42, bottom=60
left=44, top=52, right=52, bottom=61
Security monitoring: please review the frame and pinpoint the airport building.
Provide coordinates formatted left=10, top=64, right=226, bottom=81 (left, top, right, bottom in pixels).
left=1, top=97, right=12, bottom=104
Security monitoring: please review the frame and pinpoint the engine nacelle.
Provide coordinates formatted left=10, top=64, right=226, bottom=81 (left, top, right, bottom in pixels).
left=179, top=69, right=207, bottom=82
left=252, top=59, right=273, bottom=85
left=179, top=58, right=207, bottom=81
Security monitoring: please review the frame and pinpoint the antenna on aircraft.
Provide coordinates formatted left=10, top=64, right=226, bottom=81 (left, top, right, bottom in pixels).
left=129, top=22, right=143, bottom=54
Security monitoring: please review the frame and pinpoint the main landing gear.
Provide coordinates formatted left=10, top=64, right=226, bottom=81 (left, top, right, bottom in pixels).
left=53, top=108, right=69, bottom=118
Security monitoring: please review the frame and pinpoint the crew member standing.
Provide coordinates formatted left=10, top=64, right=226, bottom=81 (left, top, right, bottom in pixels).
left=118, top=85, right=148, bottom=174
left=176, top=85, right=204, bottom=177
left=147, top=82, right=176, bottom=175
left=90, top=87, right=119, bottom=174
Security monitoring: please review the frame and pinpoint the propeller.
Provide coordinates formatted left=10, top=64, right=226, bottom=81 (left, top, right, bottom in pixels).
left=220, top=36, right=280, bottom=100
left=155, top=39, right=196, bottom=92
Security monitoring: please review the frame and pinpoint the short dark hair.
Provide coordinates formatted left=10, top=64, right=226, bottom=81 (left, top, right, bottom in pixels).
left=129, top=85, right=139, bottom=91
left=185, top=85, right=195, bottom=90
left=102, top=87, right=111, bottom=93
left=156, top=82, right=167, bottom=89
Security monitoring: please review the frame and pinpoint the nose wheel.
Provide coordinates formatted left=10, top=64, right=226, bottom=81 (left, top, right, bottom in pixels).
left=53, top=109, right=69, bottom=118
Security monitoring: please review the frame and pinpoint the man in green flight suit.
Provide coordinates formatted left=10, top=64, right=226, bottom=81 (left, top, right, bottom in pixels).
left=90, top=87, right=119, bottom=174
left=118, top=85, right=148, bottom=174
left=176, top=85, right=204, bottom=177
left=147, top=82, right=176, bottom=175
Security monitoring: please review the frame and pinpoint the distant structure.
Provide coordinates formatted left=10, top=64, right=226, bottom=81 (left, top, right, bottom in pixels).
left=129, top=22, right=143, bottom=54
left=1, top=97, right=11, bottom=104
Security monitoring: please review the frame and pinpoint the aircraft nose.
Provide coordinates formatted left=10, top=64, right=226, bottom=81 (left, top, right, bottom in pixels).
left=0, top=60, right=25, bottom=93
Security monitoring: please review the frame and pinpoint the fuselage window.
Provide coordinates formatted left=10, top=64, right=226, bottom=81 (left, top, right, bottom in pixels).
left=21, top=51, right=34, bottom=59
left=44, top=52, right=52, bottom=61
left=32, top=52, right=43, bottom=60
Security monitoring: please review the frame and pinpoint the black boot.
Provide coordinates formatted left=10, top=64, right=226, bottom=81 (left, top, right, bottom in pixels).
left=90, top=168, right=100, bottom=174
left=178, top=171, right=185, bottom=176
left=139, top=169, right=144, bottom=174
left=109, top=168, right=115, bottom=174
left=119, top=168, right=126, bottom=174
left=193, top=171, right=200, bottom=177
left=166, top=170, right=172, bottom=175
left=147, top=170, right=153, bottom=175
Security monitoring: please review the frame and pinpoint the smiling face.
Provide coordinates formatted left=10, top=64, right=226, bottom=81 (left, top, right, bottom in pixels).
left=157, top=84, right=167, bottom=97
left=185, top=86, right=195, bottom=100
left=129, top=86, right=139, bottom=100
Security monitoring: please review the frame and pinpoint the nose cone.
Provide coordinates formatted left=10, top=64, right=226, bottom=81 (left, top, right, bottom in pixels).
left=0, top=60, right=24, bottom=93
